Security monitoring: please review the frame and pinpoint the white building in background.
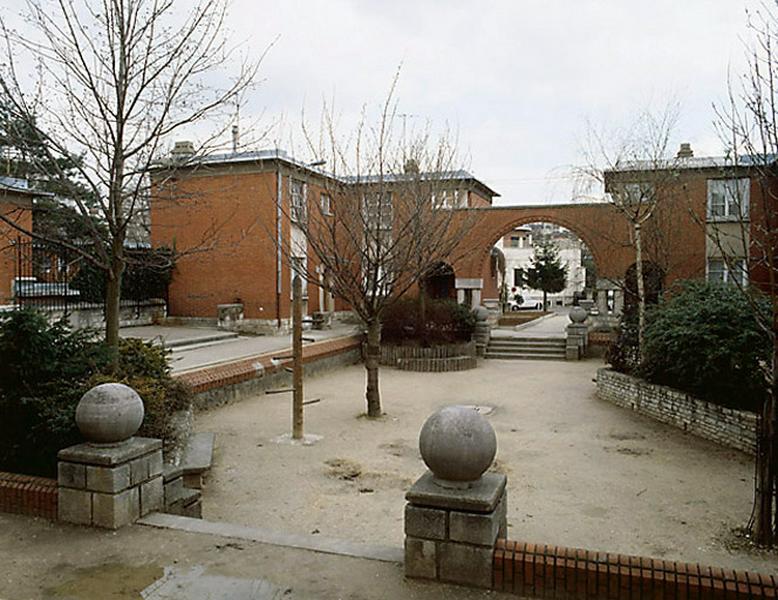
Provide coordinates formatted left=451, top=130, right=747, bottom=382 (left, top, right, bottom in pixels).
left=494, top=224, right=586, bottom=308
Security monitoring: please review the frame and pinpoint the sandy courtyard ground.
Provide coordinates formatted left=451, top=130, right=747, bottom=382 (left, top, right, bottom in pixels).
left=195, top=358, right=777, bottom=574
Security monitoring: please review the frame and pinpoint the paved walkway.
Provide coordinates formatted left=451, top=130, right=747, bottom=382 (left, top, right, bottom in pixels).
left=0, top=512, right=506, bottom=599
left=492, top=309, right=570, bottom=339
left=119, top=324, right=361, bottom=373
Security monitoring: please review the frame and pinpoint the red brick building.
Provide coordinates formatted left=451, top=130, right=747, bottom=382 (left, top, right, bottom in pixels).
left=149, top=147, right=498, bottom=332
left=0, top=179, right=35, bottom=305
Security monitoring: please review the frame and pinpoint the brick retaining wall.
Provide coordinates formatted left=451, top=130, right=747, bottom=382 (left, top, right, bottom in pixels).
left=0, top=472, right=58, bottom=520
left=378, top=341, right=476, bottom=366
left=397, top=355, right=478, bottom=372
left=596, top=368, right=756, bottom=454
left=493, top=539, right=778, bottom=599
left=176, top=334, right=362, bottom=409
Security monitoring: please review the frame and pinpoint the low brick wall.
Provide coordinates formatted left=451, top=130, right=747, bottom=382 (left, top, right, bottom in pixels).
left=378, top=341, right=476, bottom=366
left=0, top=472, right=58, bottom=520
left=589, top=331, right=617, bottom=347
left=597, top=368, right=756, bottom=454
left=176, top=334, right=363, bottom=409
left=397, top=355, right=477, bottom=372
left=493, top=539, right=778, bottom=599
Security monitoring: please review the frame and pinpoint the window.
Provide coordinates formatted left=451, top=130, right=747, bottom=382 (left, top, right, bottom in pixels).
left=707, top=178, right=749, bottom=220
left=509, top=236, right=520, bottom=248
left=320, top=193, right=332, bottom=216
left=706, top=258, right=748, bottom=286
left=290, top=179, right=306, bottom=223
left=432, top=189, right=466, bottom=209
left=620, top=182, right=654, bottom=205
left=291, top=256, right=308, bottom=298
left=362, top=192, right=393, bottom=230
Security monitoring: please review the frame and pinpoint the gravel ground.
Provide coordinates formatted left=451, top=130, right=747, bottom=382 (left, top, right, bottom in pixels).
left=195, top=358, right=777, bottom=574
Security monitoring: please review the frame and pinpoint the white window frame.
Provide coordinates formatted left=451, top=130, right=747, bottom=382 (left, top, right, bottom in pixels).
left=707, top=178, right=749, bottom=221
left=619, top=182, right=654, bottom=205
left=706, top=257, right=748, bottom=286
left=320, top=193, right=332, bottom=216
left=362, top=192, right=393, bottom=230
left=290, top=179, right=307, bottom=223
left=432, top=189, right=466, bottom=209
left=290, top=256, right=308, bottom=299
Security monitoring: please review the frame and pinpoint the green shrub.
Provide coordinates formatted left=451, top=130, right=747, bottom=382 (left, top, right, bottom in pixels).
left=0, top=309, right=191, bottom=477
left=638, top=280, right=770, bottom=412
left=382, top=298, right=476, bottom=345
left=606, top=312, right=640, bottom=375
left=0, top=309, right=109, bottom=476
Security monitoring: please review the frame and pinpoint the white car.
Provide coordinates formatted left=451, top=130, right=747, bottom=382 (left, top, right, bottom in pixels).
left=507, top=295, right=543, bottom=311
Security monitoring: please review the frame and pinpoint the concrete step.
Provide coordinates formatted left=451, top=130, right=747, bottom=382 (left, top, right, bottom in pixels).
left=485, top=351, right=566, bottom=361
left=490, top=336, right=565, bottom=344
left=181, top=432, right=215, bottom=489
left=165, top=331, right=239, bottom=349
left=488, top=340, right=566, bottom=349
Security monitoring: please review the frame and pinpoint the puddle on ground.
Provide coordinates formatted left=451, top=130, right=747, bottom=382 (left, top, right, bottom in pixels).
left=45, top=563, right=164, bottom=599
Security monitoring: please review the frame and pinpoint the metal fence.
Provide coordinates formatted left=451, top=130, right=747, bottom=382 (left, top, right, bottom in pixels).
left=12, top=237, right=168, bottom=314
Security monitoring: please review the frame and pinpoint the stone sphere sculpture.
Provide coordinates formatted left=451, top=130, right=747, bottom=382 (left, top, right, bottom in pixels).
left=473, top=306, right=489, bottom=322
left=569, top=306, right=588, bottom=323
left=75, top=383, right=144, bottom=445
left=419, top=405, right=496, bottom=487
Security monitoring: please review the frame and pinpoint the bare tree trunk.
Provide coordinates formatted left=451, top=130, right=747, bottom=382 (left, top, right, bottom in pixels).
left=418, top=278, right=428, bottom=346
left=543, top=290, right=548, bottom=312
left=292, top=274, right=304, bottom=439
left=104, top=243, right=124, bottom=359
left=365, top=318, right=382, bottom=417
left=634, top=223, right=646, bottom=357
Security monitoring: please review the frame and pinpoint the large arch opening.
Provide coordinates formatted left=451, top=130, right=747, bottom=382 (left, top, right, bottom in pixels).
left=422, top=262, right=456, bottom=301
left=484, top=219, right=600, bottom=313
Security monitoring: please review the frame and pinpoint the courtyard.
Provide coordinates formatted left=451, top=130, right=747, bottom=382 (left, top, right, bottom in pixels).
left=194, top=357, right=770, bottom=574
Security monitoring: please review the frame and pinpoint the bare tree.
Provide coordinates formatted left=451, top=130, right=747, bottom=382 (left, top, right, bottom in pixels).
left=280, top=80, right=480, bottom=417
left=0, top=0, right=260, bottom=352
left=577, top=106, right=680, bottom=356
left=702, top=3, right=778, bottom=545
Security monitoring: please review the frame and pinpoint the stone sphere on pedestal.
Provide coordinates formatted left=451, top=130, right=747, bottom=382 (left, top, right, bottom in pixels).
left=419, top=405, right=496, bottom=488
left=75, top=383, right=144, bottom=445
left=473, top=306, right=489, bottom=322
left=569, top=306, right=588, bottom=323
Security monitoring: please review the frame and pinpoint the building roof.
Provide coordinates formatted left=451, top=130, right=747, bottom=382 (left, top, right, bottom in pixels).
left=152, top=148, right=500, bottom=198
left=605, top=153, right=778, bottom=175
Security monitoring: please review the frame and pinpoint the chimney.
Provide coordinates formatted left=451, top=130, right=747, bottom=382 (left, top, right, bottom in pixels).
left=677, top=142, right=694, bottom=159
left=231, top=125, right=239, bottom=153
left=404, top=158, right=420, bottom=174
left=171, top=140, right=195, bottom=160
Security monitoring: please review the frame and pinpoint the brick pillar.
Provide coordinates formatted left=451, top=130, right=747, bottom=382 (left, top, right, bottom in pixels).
left=404, top=471, right=507, bottom=589
left=57, top=437, right=163, bottom=529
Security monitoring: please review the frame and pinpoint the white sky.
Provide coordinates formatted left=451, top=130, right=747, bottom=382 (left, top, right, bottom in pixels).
left=0, top=0, right=759, bottom=206
left=225, top=0, right=755, bottom=206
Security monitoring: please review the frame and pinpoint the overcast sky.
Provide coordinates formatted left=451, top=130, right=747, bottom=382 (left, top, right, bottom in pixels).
left=223, top=0, right=756, bottom=206
left=0, top=1, right=759, bottom=206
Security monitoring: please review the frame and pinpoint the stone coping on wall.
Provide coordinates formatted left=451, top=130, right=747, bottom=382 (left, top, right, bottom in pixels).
left=493, top=539, right=778, bottom=599
left=0, top=471, right=58, bottom=520
left=174, top=334, right=363, bottom=395
left=596, top=368, right=757, bottom=455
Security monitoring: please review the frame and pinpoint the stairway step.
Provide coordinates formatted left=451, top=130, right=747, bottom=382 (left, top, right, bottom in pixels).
left=488, top=341, right=566, bottom=348
left=485, top=352, right=566, bottom=361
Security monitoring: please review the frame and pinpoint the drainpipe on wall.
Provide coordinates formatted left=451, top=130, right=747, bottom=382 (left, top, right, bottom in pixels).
left=276, top=164, right=283, bottom=329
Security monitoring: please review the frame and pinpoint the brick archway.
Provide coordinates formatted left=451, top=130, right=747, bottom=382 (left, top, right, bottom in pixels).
left=445, top=201, right=706, bottom=310
left=452, top=203, right=634, bottom=280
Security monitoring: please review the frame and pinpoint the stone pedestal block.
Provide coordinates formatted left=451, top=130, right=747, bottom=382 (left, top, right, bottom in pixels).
left=57, top=437, right=163, bottom=529
left=404, top=471, right=507, bottom=589
left=566, top=323, right=588, bottom=360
